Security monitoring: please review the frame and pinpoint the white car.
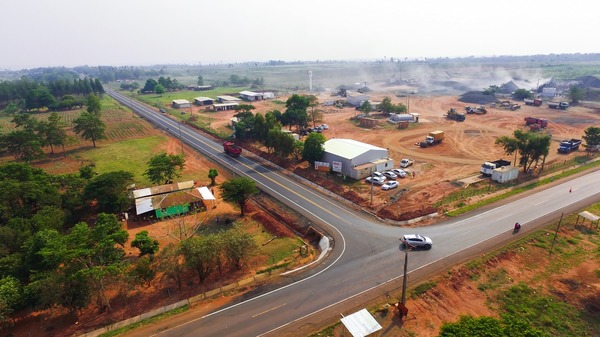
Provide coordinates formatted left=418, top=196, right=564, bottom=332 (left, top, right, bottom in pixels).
left=390, top=168, right=407, bottom=178
left=400, top=159, right=414, bottom=168
left=320, top=124, right=329, bottom=130
left=383, top=171, right=398, bottom=180
left=401, top=234, right=433, bottom=250
left=382, top=181, right=399, bottom=190
left=365, top=176, right=386, bottom=185
left=372, top=171, right=386, bottom=180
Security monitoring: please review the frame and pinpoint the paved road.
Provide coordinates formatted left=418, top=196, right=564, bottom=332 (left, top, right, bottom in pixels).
left=107, top=89, right=600, bottom=336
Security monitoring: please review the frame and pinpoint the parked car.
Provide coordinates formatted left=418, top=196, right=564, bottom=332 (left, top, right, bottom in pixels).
left=401, top=234, right=433, bottom=250
left=390, top=168, right=407, bottom=178
left=382, top=181, right=399, bottom=190
left=372, top=171, right=386, bottom=179
left=400, top=158, right=414, bottom=168
left=159, top=108, right=167, bottom=113
left=365, top=176, right=386, bottom=185
left=383, top=171, right=398, bottom=180
left=320, top=124, right=329, bottom=130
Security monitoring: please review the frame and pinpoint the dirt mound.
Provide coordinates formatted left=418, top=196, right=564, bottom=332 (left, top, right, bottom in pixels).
left=458, top=91, right=497, bottom=104
left=576, top=75, right=600, bottom=88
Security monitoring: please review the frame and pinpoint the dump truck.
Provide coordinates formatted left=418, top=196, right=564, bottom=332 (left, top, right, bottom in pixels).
left=548, top=101, right=569, bottom=110
left=223, top=141, right=242, bottom=157
left=420, top=130, right=445, bottom=147
left=446, top=108, right=466, bottom=121
left=557, top=139, right=581, bottom=153
left=524, top=98, right=542, bottom=106
left=480, top=159, right=511, bottom=176
left=524, top=117, right=548, bottom=131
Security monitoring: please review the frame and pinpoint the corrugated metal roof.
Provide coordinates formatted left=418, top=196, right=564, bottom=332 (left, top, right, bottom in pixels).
left=172, top=99, right=190, bottom=104
left=239, top=90, right=261, bottom=96
left=198, top=187, right=215, bottom=200
left=132, top=181, right=195, bottom=199
left=133, top=188, right=152, bottom=199
left=135, top=197, right=154, bottom=215
left=324, top=139, right=386, bottom=160
left=217, top=95, right=241, bottom=101
left=340, top=309, right=382, bottom=337
left=194, top=97, right=213, bottom=101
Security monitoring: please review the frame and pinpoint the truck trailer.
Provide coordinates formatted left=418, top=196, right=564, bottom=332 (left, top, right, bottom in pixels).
left=420, top=131, right=445, bottom=147
left=524, top=98, right=542, bottom=106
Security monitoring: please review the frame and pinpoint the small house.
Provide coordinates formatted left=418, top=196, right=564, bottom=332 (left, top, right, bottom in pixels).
left=216, top=95, right=242, bottom=103
left=172, top=99, right=191, bottom=109
left=239, top=91, right=264, bottom=101
left=491, top=166, right=519, bottom=183
left=213, top=102, right=239, bottom=111
left=360, top=118, right=378, bottom=128
left=346, top=93, right=370, bottom=107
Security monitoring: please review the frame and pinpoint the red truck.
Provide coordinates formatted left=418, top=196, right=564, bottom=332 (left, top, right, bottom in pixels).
left=524, top=98, right=542, bottom=106
left=223, top=141, right=242, bottom=157
left=524, top=117, right=548, bottom=130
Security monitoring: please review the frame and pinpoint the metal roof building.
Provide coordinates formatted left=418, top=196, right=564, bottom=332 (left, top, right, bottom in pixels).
left=171, top=99, right=191, bottom=108
left=132, top=181, right=215, bottom=219
left=239, top=90, right=264, bottom=101
left=322, top=139, right=393, bottom=180
left=216, top=95, right=242, bottom=103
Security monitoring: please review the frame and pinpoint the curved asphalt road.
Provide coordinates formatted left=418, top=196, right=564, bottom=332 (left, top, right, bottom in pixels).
left=107, top=89, right=600, bottom=337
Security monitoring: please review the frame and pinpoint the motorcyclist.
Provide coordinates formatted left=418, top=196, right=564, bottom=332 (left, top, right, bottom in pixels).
left=514, top=222, right=521, bottom=231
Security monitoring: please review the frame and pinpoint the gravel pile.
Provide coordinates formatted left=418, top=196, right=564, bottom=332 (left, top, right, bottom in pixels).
left=458, top=91, right=497, bottom=104
left=575, top=76, right=600, bottom=88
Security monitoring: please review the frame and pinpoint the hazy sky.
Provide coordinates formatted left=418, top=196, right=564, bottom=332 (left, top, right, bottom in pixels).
left=2, top=0, right=597, bottom=70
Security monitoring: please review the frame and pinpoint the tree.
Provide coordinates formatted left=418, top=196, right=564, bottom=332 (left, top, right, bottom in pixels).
left=72, top=112, right=106, bottom=147
left=582, top=126, right=600, bottom=149
left=197, top=75, right=204, bottom=86
left=156, top=243, right=185, bottom=290
left=154, top=84, right=166, bottom=96
left=359, top=101, right=373, bottom=113
left=86, top=94, right=102, bottom=115
left=143, top=152, right=186, bottom=185
left=142, top=79, right=158, bottom=93
left=306, top=95, right=320, bottom=127
left=208, top=168, right=218, bottom=186
left=568, top=85, right=585, bottom=104
left=282, top=94, right=309, bottom=131
left=180, top=235, right=219, bottom=283
left=219, top=177, right=259, bottom=216
left=512, top=89, right=532, bottom=100
left=84, top=171, right=134, bottom=213
left=0, top=130, right=44, bottom=162
left=221, top=224, right=256, bottom=270
left=129, top=256, right=155, bottom=288
left=0, top=276, right=23, bottom=325
left=302, top=132, right=326, bottom=165
left=131, top=230, right=159, bottom=257
left=379, top=97, right=394, bottom=114
left=37, top=112, right=68, bottom=155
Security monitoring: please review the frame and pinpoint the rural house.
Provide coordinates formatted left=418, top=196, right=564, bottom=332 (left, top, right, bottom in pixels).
left=194, top=97, right=214, bottom=106
left=132, top=181, right=215, bottom=220
left=216, top=95, right=242, bottom=103
left=239, top=90, right=264, bottom=101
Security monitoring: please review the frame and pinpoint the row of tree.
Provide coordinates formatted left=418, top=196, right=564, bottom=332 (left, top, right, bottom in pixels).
left=141, top=77, right=184, bottom=94
left=0, top=77, right=104, bottom=111
left=496, top=126, right=600, bottom=172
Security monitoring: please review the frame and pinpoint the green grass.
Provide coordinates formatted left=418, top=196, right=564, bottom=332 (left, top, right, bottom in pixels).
left=410, top=281, right=437, bottom=298
left=477, top=268, right=510, bottom=292
left=98, top=305, right=188, bottom=337
left=72, top=135, right=167, bottom=185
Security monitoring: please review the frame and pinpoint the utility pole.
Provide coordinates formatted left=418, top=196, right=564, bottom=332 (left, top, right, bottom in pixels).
left=401, top=247, right=409, bottom=305
left=549, top=212, right=564, bottom=255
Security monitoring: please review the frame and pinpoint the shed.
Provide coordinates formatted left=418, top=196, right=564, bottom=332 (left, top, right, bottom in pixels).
left=388, top=113, right=414, bottom=124
left=575, top=211, right=600, bottom=229
left=172, top=99, right=191, bottom=109
left=213, top=102, right=239, bottom=111
left=542, top=87, right=557, bottom=98
left=195, top=85, right=213, bottom=91
left=322, top=139, right=393, bottom=179
left=132, top=181, right=215, bottom=219
left=239, top=91, right=264, bottom=101
left=346, top=93, right=370, bottom=107
left=340, top=309, right=382, bottom=337
left=216, top=95, right=242, bottom=103
left=491, top=166, right=519, bottom=183
left=194, top=97, right=214, bottom=106
left=261, top=92, right=275, bottom=99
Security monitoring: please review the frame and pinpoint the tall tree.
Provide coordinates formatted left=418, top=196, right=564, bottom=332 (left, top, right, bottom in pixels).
left=582, top=126, right=600, bottom=149
left=86, top=94, right=102, bottom=115
left=219, top=177, right=259, bottom=216
left=496, top=130, right=551, bottom=172
left=72, top=112, right=106, bottom=147
left=143, top=152, right=186, bottom=185
left=131, top=231, right=159, bottom=257
left=154, top=84, right=166, bottom=96
left=197, top=75, right=204, bottom=86
left=302, top=132, right=326, bottom=165
left=38, top=112, right=68, bottom=155
left=568, top=85, right=585, bottom=104
left=208, top=168, right=218, bottom=186
left=221, top=224, right=256, bottom=270
left=0, top=130, right=44, bottom=162
left=180, top=235, right=219, bottom=283
left=282, top=94, right=309, bottom=131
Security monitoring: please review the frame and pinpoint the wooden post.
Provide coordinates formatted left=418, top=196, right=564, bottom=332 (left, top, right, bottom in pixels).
left=549, top=212, right=563, bottom=255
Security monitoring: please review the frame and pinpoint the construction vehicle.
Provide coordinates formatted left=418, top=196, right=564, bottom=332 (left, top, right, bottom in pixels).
left=524, top=117, right=548, bottom=131
left=524, top=98, right=543, bottom=106
left=420, top=130, right=445, bottom=147
left=557, top=139, right=581, bottom=153
left=465, top=106, right=487, bottom=114
left=446, top=108, right=466, bottom=121
left=480, top=159, right=511, bottom=176
left=223, top=141, right=242, bottom=157
left=548, top=101, right=569, bottom=110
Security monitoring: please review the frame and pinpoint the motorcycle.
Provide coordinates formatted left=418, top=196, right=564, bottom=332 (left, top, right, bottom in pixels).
left=513, top=222, right=521, bottom=233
